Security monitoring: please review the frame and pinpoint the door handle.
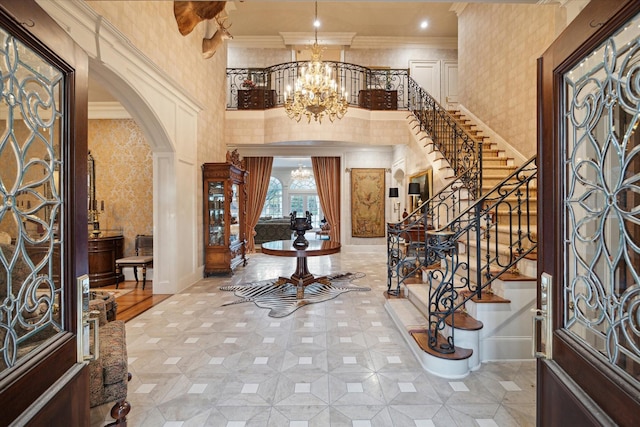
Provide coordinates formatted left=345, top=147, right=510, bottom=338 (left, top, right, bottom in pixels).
left=532, top=273, right=553, bottom=359
left=531, top=308, right=547, bottom=358
left=77, top=274, right=99, bottom=362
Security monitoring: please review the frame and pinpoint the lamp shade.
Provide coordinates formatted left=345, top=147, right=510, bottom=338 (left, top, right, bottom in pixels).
left=408, top=182, right=421, bottom=195
left=388, top=187, right=399, bottom=198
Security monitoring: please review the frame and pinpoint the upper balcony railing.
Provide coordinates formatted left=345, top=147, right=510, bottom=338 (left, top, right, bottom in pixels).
left=227, top=63, right=410, bottom=110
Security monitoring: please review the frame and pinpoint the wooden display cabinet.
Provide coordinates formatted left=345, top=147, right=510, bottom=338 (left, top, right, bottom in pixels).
left=88, top=232, right=124, bottom=287
left=202, top=151, right=248, bottom=275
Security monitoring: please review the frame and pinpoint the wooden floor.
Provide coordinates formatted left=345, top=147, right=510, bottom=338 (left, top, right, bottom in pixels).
left=96, top=281, right=171, bottom=323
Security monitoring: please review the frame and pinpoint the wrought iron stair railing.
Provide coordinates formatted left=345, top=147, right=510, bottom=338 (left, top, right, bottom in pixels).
left=387, top=169, right=475, bottom=296
left=424, top=156, right=537, bottom=355
left=406, top=78, right=483, bottom=199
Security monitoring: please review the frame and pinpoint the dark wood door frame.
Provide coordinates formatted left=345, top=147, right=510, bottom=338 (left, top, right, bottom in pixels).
left=0, top=1, right=89, bottom=425
left=537, top=0, right=640, bottom=425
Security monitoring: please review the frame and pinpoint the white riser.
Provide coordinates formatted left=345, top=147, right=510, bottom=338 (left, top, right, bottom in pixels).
left=488, top=226, right=538, bottom=248
left=452, top=254, right=536, bottom=281
left=407, top=274, right=536, bottom=363
left=443, top=324, right=481, bottom=371
left=385, top=299, right=472, bottom=378
left=465, top=278, right=536, bottom=362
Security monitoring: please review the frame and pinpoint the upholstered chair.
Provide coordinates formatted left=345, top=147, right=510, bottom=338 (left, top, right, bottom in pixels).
left=88, top=297, right=131, bottom=426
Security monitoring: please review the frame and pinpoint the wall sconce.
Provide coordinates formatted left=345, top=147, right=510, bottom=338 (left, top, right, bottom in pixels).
left=388, top=187, right=400, bottom=221
left=408, top=182, right=421, bottom=212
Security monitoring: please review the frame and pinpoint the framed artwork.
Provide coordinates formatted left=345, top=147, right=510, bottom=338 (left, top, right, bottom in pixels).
left=409, top=168, right=433, bottom=209
left=351, top=168, right=385, bottom=237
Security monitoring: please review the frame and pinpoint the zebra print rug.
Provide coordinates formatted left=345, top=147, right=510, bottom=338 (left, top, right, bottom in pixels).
left=219, top=272, right=370, bottom=318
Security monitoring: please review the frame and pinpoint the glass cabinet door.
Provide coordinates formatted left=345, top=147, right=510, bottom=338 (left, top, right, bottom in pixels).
left=208, top=181, right=225, bottom=245
left=229, top=183, right=239, bottom=242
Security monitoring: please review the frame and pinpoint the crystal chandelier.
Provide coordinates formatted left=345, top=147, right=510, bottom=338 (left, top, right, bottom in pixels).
left=284, top=2, right=349, bottom=123
left=291, top=165, right=312, bottom=181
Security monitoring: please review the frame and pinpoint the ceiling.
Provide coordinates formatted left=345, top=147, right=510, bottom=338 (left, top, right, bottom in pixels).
left=224, top=1, right=539, bottom=39
left=226, top=2, right=459, bottom=39
left=88, top=0, right=540, bottom=101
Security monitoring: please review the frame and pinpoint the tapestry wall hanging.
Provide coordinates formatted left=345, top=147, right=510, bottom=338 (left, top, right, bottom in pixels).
left=350, top=168, right=385, bottom=237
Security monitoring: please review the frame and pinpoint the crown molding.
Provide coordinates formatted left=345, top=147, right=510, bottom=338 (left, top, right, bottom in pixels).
left=450, top=3, right=469, bottom=17
left=280, top=32, right=357, bottom=46
left=89, top=102, right=130, bottom=119
left=229, top=34, right=457, bottom=50
left=350, top=36, right=457, bottom=50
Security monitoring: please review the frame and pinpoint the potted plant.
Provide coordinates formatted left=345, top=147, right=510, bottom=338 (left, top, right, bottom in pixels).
left=241, top=79, right=256, bottom=89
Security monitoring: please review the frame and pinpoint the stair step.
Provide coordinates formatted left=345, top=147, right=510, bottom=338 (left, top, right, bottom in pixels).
left=463, top=238, right=534, bottom=258
left=491, top=271, right=536, bottom=282
left=481, top=143, right=498, bottom=151
left=460, top=290, right=510, bottom=303
left=481, top=187, right=538, bottom=199
left=483, top=157, right=513, bottom=165
left=444, top=311, right=483, bottom=331
left=403, top=277, right=423, bottom=285
left=482, top=221, right=538, bottom=232
left=482, top=165, right=518, bottom=173
left=495, top=209, right=538, bottom=218
left=383, top=289, right=405, bottom=299
left=482, top=224, right=538, bottom=245
left=409, top=329, right=473, bottom=360
left=421, top=262, right=441, bottom=271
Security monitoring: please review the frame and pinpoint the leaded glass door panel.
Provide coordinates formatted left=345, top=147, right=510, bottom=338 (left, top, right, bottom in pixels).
left=0, top=0, right=89, bottom=424
left=538, top=1, right=640, bottom=425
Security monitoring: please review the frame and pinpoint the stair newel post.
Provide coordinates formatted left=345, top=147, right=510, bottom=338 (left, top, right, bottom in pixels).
left=426, top=228, right=457, bottom=354
left=386, top=223, right=401, bottom=296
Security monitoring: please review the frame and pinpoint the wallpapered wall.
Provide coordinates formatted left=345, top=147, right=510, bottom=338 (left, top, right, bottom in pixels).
left=458, top=3, right=564, bottom=158
left=85, top=0, right=228, bottom=164
left=88, top=119, right=152, bottom=257
left=85, top=0, right=229, bottom=261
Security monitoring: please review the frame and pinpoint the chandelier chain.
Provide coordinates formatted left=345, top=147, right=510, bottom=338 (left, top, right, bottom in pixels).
left=283, top=1, right=349, bottom=123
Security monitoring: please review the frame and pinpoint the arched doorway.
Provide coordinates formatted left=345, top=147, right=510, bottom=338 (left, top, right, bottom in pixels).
left=40, top=1, right=204, bottom=294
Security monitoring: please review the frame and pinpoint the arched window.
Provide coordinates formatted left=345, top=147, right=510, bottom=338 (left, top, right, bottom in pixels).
left=261, top=177, right=282, bottom=217
left=289, top=176, right=316, bottom=190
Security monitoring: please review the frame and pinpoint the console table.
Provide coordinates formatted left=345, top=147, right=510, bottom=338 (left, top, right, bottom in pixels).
left=237, top=89, right=277, bottom=109
left=261, top=239, right=341, bottom=298
left=358, top=89, right=398, bottom=110
left=88, top=233, right=124, bottom=287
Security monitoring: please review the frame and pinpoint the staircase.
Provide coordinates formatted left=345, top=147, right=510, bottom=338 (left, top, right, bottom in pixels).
left=386, top=108, right=538, bottom=378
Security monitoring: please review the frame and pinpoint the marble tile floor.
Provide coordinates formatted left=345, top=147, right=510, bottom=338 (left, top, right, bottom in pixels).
left=91, top=247, right=536, bottom=427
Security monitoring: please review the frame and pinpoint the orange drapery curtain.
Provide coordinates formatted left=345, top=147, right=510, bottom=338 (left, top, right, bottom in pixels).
left=311, top=157, right=341, bottom=242
left=244, top=157, right=273, bottom=252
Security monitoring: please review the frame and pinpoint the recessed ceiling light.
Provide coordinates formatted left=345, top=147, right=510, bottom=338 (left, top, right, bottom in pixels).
left=314, top=19, right=320, bottom=28
left=420, top=21, right=428, bottom=29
